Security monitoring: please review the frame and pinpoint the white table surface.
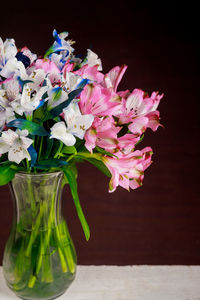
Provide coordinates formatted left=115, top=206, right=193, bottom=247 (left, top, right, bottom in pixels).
left=1, top=265, right=200, bottom=300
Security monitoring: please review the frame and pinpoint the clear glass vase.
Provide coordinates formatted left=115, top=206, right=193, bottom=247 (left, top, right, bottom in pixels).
left=3, top=171, right=77, bottom=300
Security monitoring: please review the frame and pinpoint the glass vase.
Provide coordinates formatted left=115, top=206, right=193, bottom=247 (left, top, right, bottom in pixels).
left=3, top=171, right=77, bottom=300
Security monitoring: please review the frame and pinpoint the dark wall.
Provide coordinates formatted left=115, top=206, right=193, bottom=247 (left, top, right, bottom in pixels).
left=0, top=1, right=199, bottom=265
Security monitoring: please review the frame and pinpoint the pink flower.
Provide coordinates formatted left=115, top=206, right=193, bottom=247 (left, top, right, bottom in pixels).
left=35, top=58, right=60, bottom=74
left=79, top=83, right=121, bottom=117
left=101, top=65, right=128, bottom=92
left=75, top=64, right=104, bottom=84
left=118, top=89, right=163, bottom=135
left=84, top=116, right=120, bottom=152
left=103, top=147, right=153, bottom=192
left=116, top=134, right=139, bottom=154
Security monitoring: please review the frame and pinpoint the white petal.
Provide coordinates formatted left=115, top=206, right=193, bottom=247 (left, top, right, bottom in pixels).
left=0, top=111, right=6, bottom=127
left=5, top=107, right=15, bottom=123
left=29, top=69, right=45, bottom=90
left=3, top=38, right=17, bottom=61
left=18, top=129, right=29, bottom=137
left=87, top=49, right=102, bottom=71
left=63, top=103, right=77, bottom=127
left=69, top=114, right=94, bottom=139
left=11, top=99, right=25, bottom=115
left=5, top=79, right=20, bottom=101
left=126, top=90, right=144, bottom=113
left=60, top=132, right=76, bottom=146
left=21, top=84, right=32, bottom=109
left=50, top=121, right=76, bottom=146
left=2, top=129, right=18, bottom=145
left=20, top=136, right=33, bottom=149
left=0, top=137, right=10, bottom=155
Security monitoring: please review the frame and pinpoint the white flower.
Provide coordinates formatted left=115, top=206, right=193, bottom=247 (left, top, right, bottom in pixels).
left=20, top=84, right=48, bottom=113
left=0, top=129, right=33, bottom=164
left=50, top=122, right=76, bottom=146
left=86, top=49, right=102, bottom=71
left=63, top=102, right=94, bottom=139
left=50, top=103, right=94, bottom=146
left=0, top=57, right=27, bottom=79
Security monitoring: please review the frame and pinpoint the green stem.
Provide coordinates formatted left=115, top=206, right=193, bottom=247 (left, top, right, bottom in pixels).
left=54, top=142, right=63, bottom=159
left=38, top=136, right=43, bottom=160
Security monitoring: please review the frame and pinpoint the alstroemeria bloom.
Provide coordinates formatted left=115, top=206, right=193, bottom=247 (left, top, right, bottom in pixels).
left=35, top=58, right=60, bottom=75
left=3, top=78, right=20, bottom=101
left=50, top=101, right=94, bottom=145
left=118, top=89, right=163, bottom=134
left=116, top=134, right=140, bottom=154
left=63, top=102, right=94, bottom=139
left=0, top=57, right=27, bottom=79
left=103, top=147, right=153, bottom=192
left=20, top=84, right=49, bottom=113
left=79, top=83, right=121, bottom=117
left=84, top=116, right=120, bottom=152
left=45, top=30, right=74, bottom=70
left=0, top=129, right=33, bottom=164
left=75, top=64, right=104, bottom=84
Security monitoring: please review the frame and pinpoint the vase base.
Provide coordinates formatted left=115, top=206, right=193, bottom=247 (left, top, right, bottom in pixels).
left=18, top=290, right=66, bottom=300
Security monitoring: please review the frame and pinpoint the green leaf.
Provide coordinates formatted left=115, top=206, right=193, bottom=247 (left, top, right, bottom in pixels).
left=7, top=119, right=49, bottom=136
left=62, top=146, right=77, bottom=155
left=61, top=162, right=77, bottom=187
left=62, top=167, right=90, bottom=241
left=0, top=163, right=18, bottom=186
left=33, top=105, right=45, bottom=123
left=76, top=152, right=102, bottom=161
left=83, top=157, right=111, bottom=177
left=75, top=152, right=111, bottom=177
left=44, top=138, right=54, bottom=159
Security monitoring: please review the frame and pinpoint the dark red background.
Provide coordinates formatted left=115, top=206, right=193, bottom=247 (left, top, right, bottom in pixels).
left=0, top=1, right=199, bottom=265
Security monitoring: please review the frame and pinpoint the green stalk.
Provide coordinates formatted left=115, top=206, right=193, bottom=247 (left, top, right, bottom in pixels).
left=54, top=141, right=63, bottom=159
left=25, top=177, right=75, bottom=288
left=38, top=136, right=43, bottom=160
left=58, top=222, right=76, bottom=273
left=27, top=176, right=37, bottom=220
left=25, top=205, right=43, bottom=257
left=27, top=189, right=69, bottom=287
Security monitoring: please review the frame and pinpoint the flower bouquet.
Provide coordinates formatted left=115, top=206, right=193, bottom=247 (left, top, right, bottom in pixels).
left=0, top=30, right=163, bottom=299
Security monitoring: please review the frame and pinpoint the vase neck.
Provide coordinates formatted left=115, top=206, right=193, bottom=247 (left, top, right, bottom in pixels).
left=10, top=171, right=64, bottom=230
